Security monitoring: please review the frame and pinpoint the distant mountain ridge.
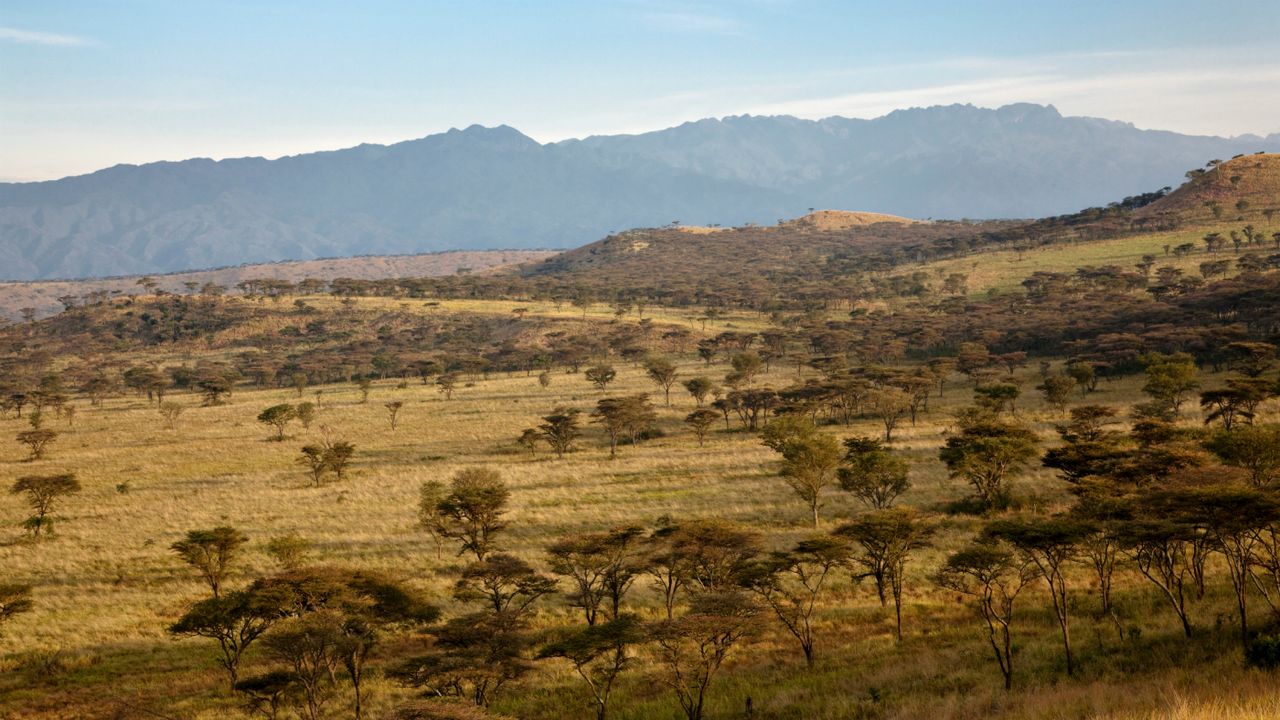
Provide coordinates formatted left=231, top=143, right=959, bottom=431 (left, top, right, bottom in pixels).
left=2, top=102, right=1278, bottom=281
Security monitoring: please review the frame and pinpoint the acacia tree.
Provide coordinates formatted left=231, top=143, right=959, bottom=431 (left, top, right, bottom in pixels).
left=16, top=428, right=57, bottom=460
left=298, top=445, right=329, bottom=486
left=939, top=409, right=1038, bottom=511
left=1142, top=484, right=1280, bottom=644
left=171, top=526, right=248, bottom=598
left=585, top=365, right=617, bottom=392
left=263, top=611, right=344, bottom=720
left=684, top=409, right=719, bottom=447
left=252, top=567, right=439, bottom=720
left=160, top=401, right=185, bottom=430
left=933, top=542, right=1034, bottom=691
left=11, top=473, right=80, bottom=537
left=425, top=468, right=510, bottom=561
left=1037, top=375, right=1076, bottom=415
left=1117, top=513, right=1198, bottom=638
left=453, top=554, right=558, bottom=617
left=644, top=357, right=680, bottom=406
left=539, top=407, right=581, bottom=459
left=591, top=395, right=655, bottom=458
left=392, top=610, right=532, bottom=708
left=648, top=591, right=759, bottom=720
left=837, top=437, right=910, bottom=509
left=760, top=417, right=841, bottom=527
left=169, top=589, right=278, bottom=689
left=258, top=404, right=298, bottom=441
left=386, top=400, right=405, bottom=430
left=867, top=386, right=911, bottom=442
left=740, top=536, right=851, bottom=667
left=643, top=520, right=761, bottom=620
left=682, top=377, right=715, bottom=407
left=986, top=518, right=1088, bottom=676
left=538, top=616, right=644, bottom=720
left=548, top=526, right=645, bottom=626
left=436, top=373, right=460, bottom=400
left=320, top=432, right=355, bottom=480
left=833, top=507, right=933, bottom=641
left=1140, top=352, right=1200, bottom=415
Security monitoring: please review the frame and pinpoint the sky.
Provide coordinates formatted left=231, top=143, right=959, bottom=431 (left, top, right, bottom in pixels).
left=3, top=0, right=1280, bottom=181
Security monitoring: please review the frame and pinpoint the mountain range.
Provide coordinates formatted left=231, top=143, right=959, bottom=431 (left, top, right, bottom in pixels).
left=2, top=102, right=1278, bottom=281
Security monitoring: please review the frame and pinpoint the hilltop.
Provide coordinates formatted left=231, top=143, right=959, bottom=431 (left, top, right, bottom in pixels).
left=518, top=216, right=1015, bottom=304
left=1136, top=152, right=1280, bottom=224
left=3, top=103, right=1279, bottom=281
left=786, top=210, right=916, bottom=229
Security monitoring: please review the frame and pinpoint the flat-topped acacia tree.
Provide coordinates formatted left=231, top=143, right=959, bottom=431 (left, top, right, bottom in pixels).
left=171, top=526, right=248, bottom=598
left=11, top=473, right=80, bottom=537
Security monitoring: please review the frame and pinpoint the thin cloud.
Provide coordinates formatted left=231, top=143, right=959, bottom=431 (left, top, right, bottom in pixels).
left=644, top=11, right=744, bottom=36
left=0, top=26, right=91, bottom=47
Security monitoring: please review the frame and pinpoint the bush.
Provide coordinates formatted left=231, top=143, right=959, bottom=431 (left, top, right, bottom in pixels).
left=1246, top=632, right=1280, bottom=670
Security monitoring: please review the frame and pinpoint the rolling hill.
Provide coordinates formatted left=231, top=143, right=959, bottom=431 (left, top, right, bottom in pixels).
left=2, top=103, right=1278, bottom=281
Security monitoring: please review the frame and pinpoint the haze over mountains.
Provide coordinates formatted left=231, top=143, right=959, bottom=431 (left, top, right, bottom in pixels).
left=2, top=102, right=1277, bottom=281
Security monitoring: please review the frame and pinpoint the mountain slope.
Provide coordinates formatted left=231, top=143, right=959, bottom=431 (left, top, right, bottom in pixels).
left=2, top=103, right=1278, bottom=281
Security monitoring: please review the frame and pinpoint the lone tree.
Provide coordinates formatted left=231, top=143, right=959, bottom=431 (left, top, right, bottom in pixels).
left=16, top=428, right=57, bottom=460
left=160, top=401, right=185, bottom=430
left=11, top=473, right=80, bottom=537
left=933, top=541, right=1034, bottom=691
left=939, top=409, right=1038, bottom=511
left=837, top=437, right=910, bottom=509
left=585, top=365, right=617, bottom=392
left=684, top=409, right=719, bottom=447
left=834, top=507, right=934, bottom=641
left=425, top=468, right=510, bottom=561
left=644, top=357, right=680, bottom=406
left=171, top=526, right=248, bottom=598
left=258, top=404, right=298, bottom=441
left=386, top=400, right=405, bottom=430
left=539, top=407, right=582, bottom=458
left=356, top=378, right=373, bottom=403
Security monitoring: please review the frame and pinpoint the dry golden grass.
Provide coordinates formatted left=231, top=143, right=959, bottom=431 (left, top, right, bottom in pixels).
left=0, top=299, right=1276, bottom=719
left=926, top=223, right=1278, bottom=295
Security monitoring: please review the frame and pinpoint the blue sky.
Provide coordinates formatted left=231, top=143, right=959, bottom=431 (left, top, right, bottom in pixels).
left=3, top=0, right=1279, bottom=181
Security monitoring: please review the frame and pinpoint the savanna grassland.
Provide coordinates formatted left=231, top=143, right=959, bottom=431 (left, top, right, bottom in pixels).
left=2, top=154, right=1280, bottom=720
